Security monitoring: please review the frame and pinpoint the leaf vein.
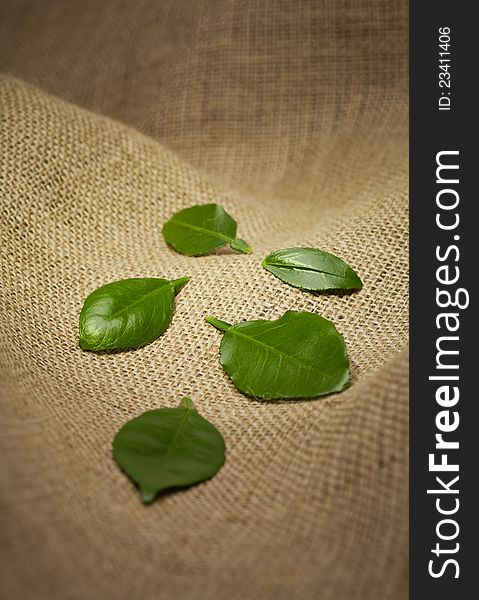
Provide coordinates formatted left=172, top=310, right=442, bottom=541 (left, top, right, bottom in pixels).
left=267, top=262, right=347, bottom=279
left=230, top=328, right=324, bottom=375
left=170, top=220, right=233, bottom=243
left=107, top=283, right=172, bottom=319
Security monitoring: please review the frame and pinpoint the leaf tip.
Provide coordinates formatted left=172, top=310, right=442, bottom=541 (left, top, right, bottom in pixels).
left=78, top=332, right=98, bottom=352
left=171, top=276, right=190, bottom=293
left=230, top=238, right=252, bottom=254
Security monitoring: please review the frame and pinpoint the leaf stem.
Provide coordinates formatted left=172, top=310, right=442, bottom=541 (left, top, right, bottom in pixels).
left=230, top=238, right=252, bottom=254
left=171, top=276, right=190, bottom=293
left=180, top=397, right=195, bottom=410
left=204, top=316, right=232, bottom=332
left=140, top=488, right=156, bottom=504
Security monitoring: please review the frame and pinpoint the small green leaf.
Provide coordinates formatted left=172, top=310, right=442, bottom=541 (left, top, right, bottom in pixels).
left=263, top=247, right=362, bottom=292
left=206, top=310, right=350, bottom=400
left=79, top=276, right=189, bottom=351
left=113, top=398, right=226, bottom=503
left=162, top=203, right=252, bottom=256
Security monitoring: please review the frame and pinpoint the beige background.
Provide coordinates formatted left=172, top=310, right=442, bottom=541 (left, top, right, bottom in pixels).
left=0, top=1, right=408, bottom=598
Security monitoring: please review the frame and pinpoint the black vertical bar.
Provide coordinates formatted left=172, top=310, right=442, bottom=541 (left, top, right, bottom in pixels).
left=410, top=2, right=476, bottom=598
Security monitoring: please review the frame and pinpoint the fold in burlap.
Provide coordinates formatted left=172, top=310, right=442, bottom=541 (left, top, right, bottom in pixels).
left=0, top=2, right=408, bottom=598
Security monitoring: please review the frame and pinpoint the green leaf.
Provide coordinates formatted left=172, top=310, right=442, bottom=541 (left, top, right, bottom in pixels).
left=262, top=247, right=362, bottom=292
left=113, top=398, right=226, bottom=503
left=79, top=276, right=189, bottom=351
left=205, top=310, right=350, bottom=400
left=162, top=203, right=252, bottom=256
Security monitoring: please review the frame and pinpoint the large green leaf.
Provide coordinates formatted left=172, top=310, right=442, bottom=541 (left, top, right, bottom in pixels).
left=79, top=276, right=189, bottom=351
left=263, top=247, right=362, bottom=292
left=205, top=310, right=350, bottom=400
left=162, top=203, right=252, bottom=256
left=113, top=398, right=226, bottom=503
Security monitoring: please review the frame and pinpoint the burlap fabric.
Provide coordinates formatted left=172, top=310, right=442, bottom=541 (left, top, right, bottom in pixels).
left=0, top=1, right=408, bottom=598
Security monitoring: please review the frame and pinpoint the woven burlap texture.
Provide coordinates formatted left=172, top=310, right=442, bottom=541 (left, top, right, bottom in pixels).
left=0, top=1, right=408, bottom=599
